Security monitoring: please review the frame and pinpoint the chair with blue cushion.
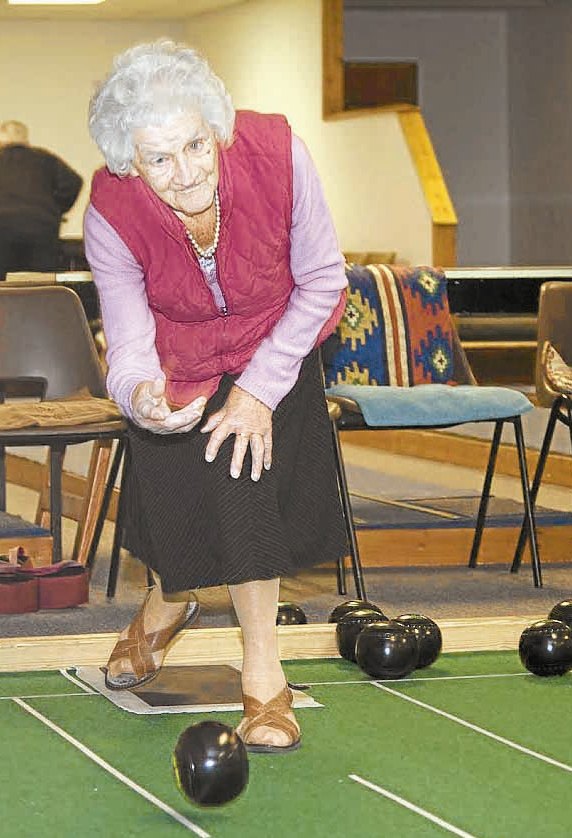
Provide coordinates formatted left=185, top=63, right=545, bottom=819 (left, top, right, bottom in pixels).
left=324, top=263, right=542, bottom=587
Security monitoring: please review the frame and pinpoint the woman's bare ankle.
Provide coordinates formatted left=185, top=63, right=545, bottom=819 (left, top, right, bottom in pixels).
left=240, top=665, right=288, bottom=704
left=144, top=586, right=190, bottom=629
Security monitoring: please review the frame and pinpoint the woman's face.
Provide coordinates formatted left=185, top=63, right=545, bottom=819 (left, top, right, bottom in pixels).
left=131, top=110, right=219, bottom=218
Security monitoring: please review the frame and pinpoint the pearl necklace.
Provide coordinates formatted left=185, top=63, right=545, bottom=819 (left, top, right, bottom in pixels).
left=186, top=192, right=220, bottom=259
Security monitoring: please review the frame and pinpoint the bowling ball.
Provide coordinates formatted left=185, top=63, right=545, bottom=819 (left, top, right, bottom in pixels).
left=336, top=608, right=386, bottom=662
left=355, top=620, right=419, bottom=679
left=328, top=599, right=387, bottom=624
left=172, top=721, right=249, bottom=807
left=548, top=600, right=572, bottom=627
left=518, top=619, right=572, bottom=677
left=394, top=613, right=443, bottom=668
left=276, top=601, right=307, bottom=625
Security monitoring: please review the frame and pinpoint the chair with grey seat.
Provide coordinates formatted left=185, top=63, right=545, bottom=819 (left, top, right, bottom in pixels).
left=0, top=285, right=126, bottom=566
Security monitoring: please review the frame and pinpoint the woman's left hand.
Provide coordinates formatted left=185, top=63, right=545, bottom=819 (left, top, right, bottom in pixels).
left=201, top=385, right=273, bottom=481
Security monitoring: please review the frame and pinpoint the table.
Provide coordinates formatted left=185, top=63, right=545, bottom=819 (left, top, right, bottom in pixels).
left=446, top=265, right=572, bottom=316
left=445, top=266, right=572, bottom=384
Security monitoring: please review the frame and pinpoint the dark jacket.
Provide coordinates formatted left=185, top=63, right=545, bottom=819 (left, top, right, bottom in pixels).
left=0, top=144, right=83, bottom=236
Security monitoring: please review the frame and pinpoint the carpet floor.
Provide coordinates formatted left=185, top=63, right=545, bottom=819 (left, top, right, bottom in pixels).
left=1, top=440, right=571, bottom=638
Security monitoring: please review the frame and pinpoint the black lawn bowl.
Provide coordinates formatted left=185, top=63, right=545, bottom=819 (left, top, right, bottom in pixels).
left=276, top=601, right=308, bottom=625
left=355, top=620, right=419, bottom=680
left=518, top=619, right=572, bottom=677
left=394, top=613, right=443, bottom=668
left=173, top=721, right=249, bottom=807
left=335, top=608, right=388, bottom=663
left=548, top=600, right=572, bottom=628
left=328, top=599, right=387, bottom=624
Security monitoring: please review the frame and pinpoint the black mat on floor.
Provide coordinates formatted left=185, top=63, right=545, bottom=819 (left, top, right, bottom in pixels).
left=350, top=494, right=572, bottom=529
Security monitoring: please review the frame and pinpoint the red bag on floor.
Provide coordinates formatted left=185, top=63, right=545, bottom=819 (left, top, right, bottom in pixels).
left=0, top=549, right=39, bottom=613
left=18, top=561, right=89, bottom=610
left=0, top=574, right=39, bottom=613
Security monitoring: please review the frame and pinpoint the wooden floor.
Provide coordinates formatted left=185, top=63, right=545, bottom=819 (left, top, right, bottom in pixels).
left=356, top=523, right=572, bottom=568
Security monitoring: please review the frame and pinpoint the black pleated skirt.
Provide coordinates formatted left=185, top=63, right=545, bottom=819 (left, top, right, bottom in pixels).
left=121, top=350, right=348, bottom=593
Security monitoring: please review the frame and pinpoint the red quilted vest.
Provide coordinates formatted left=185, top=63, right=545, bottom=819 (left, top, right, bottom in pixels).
left=91, top=110, right=343, bottom=406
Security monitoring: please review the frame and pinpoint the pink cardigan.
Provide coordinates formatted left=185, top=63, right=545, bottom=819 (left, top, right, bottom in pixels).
left=84, top=134, right=347, bottom=418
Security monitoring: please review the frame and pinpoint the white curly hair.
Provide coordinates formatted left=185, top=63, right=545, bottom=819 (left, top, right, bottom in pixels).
left=88, top=39, right=235, bottom=175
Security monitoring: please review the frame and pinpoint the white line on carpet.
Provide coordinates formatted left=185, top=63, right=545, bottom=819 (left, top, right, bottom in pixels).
left=373, top=683, right=572, bottom=773
left=12, top=698, right=211, bottom=837
left=350, top=490, right=460, bottom=519
left=349, top=774, right=479, bottom=837
left=0, top=692, right=93, bottom=701
left=301, top=672, right=528, bottom=687
left=59, top=667, right=97, bottom=693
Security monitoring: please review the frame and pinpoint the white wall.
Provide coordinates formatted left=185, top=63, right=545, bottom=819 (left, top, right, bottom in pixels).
left=4, top=2, right=435, bottom=474
left=7, top=8, right=572, bottom=267
left=344, top=8, right=511, bottom=267
left=186, top=0, right=432, bottom=264
left=1, top=20, right=187, bottom=470
left=0, top=5, right=434, bottom=263
left=0, top=20, right=186, bottom=237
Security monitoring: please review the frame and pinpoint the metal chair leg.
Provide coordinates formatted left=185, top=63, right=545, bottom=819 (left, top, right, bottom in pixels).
left=49, top=444, right=66, bottom=564
left=468, top=420, right=503, bottom=568
left=511, top=416, right=542, bottom=587
left=566, top=401, right=572, bottom=465
left=86, top=438, right=125, bottom=570
left=106, top=441, right=130, bottom=599
left=0, top=444, right=5, bottom=512
left=511, top=397, right=562, bottom=572
left=331, top=424, right=347, bottom=595
left=331, top=419, right=367, bottom=601
left=336, top=556, right=347, bottom=597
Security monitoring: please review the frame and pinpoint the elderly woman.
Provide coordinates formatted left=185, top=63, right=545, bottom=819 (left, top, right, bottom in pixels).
left=85, top=39, right=347, bottom=753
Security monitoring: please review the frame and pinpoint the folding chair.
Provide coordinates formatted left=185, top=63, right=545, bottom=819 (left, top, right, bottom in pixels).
left=323, top=263, right=542, bottom=587
left=512, top=281, right=572, bottom=569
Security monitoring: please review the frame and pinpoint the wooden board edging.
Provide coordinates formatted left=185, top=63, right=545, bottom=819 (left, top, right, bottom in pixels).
left=355, top=524, right=572, bottom=568
left=341, top=428, right=572, bottom=489
left=0, top=618, right=544, bottom=673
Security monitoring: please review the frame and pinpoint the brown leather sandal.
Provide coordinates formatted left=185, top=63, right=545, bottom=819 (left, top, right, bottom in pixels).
left=104, top=590, right=200, bottom=691
left=238, top=686, right=301, bottom=754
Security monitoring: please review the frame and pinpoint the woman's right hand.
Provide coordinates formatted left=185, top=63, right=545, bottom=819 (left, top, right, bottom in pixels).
left=130, top=378, right=206, bottom=434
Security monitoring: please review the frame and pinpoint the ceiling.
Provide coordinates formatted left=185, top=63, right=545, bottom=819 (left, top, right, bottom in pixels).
left=0, top=0, right=245, bottom=21
left=0, top=0, right=561, bottom=20
left=345, top=0, right=562, bottom=7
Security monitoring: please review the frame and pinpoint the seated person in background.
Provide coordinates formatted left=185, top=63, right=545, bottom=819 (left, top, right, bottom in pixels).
left=0, top=120, right=83, bottom=280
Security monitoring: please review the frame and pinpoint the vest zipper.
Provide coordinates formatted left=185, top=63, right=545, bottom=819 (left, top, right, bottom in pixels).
left=192, top=248, right=229, bottom=317
left=204, top=272, right=228, bottom=317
